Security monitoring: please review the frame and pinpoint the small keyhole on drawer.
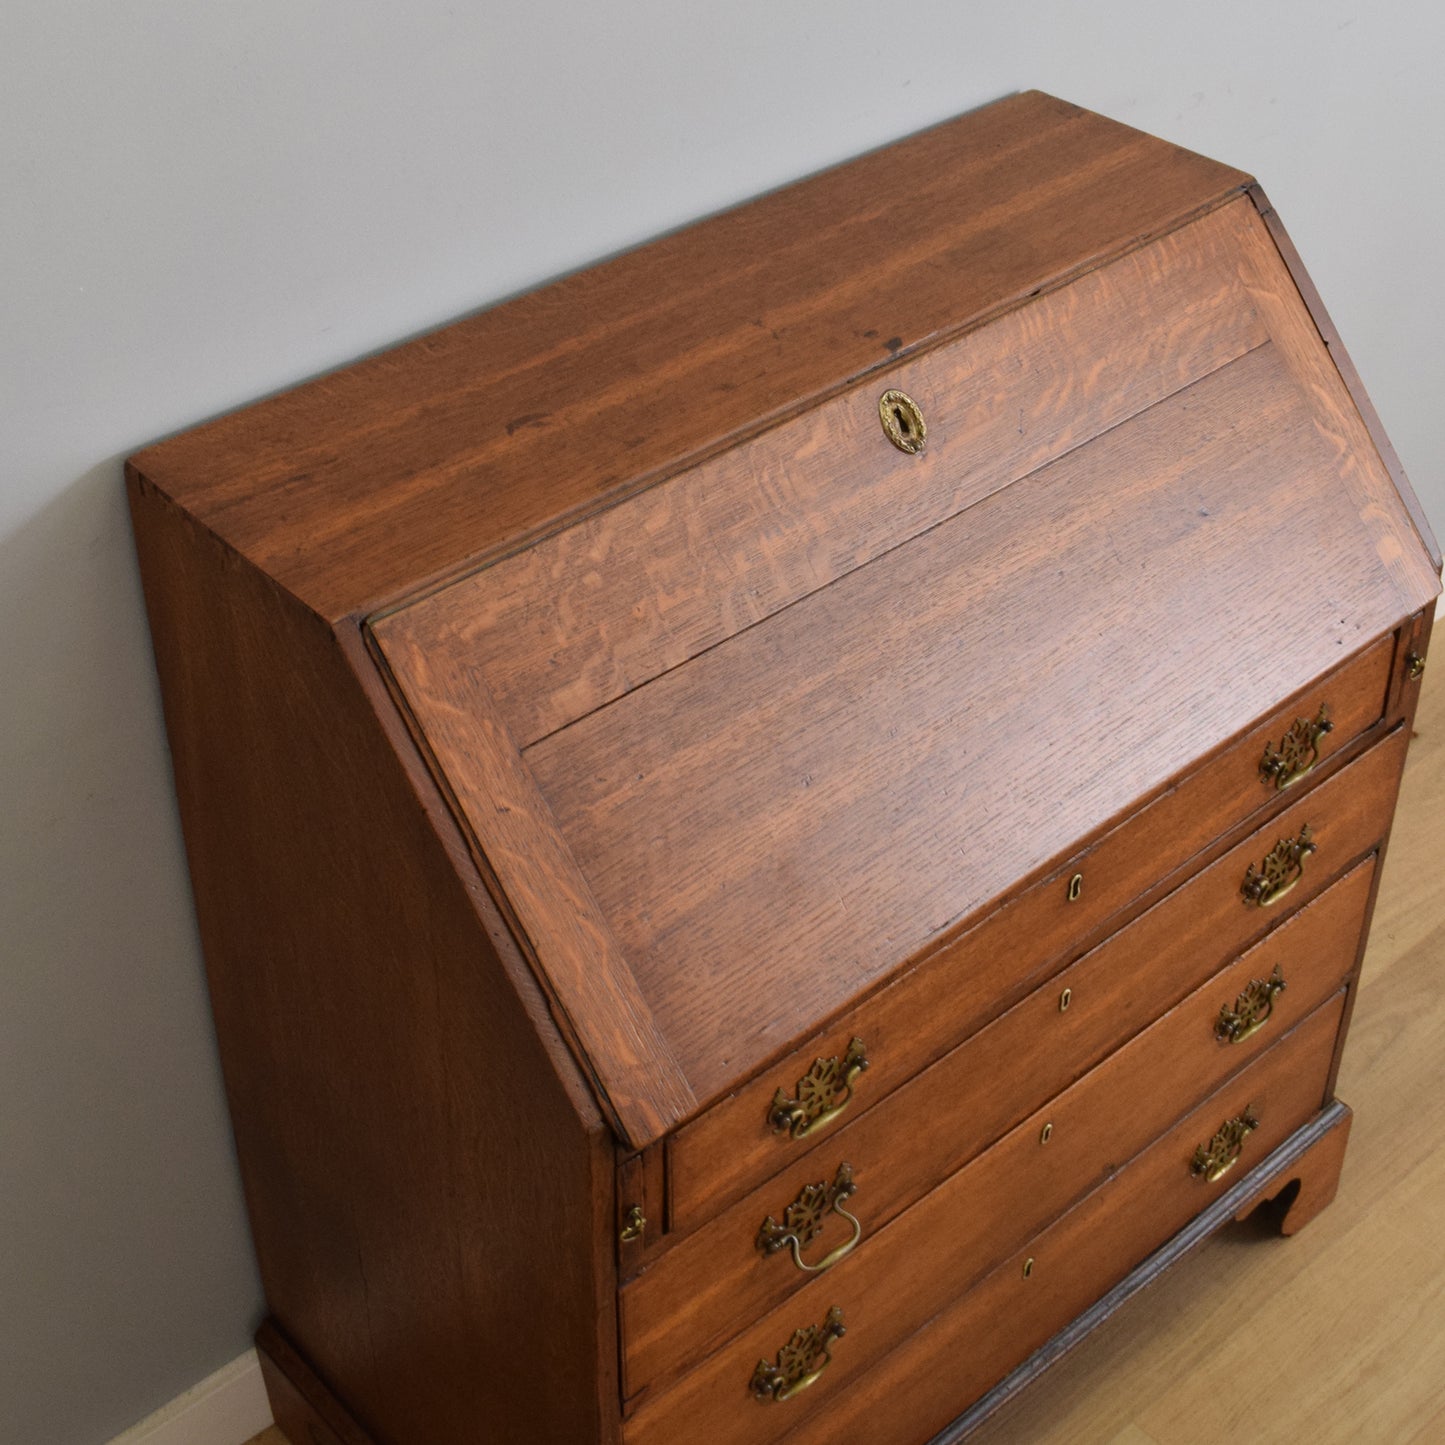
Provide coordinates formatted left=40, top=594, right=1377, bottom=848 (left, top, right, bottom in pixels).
left=878, top=389, right=926, bottom=453
left=1040, top=1122, right=1053, bottom=1145
left=1059, top=987, right=1073, bottom=1013
left=1022, top=1257, right=1035, bottom=1279
left=1067, top=872, right=1083, bottom=903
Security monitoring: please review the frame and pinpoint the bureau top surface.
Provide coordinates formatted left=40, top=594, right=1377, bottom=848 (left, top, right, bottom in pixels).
left=129, top=90, right=1251, bottom=621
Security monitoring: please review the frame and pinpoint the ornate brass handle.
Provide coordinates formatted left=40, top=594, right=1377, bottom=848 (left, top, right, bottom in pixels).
left=1259, top=705, right=1332, bottom=789
left=1241, top=824, right=1315, bottom=907
left=750, top=1306, right=846, bottom=1403
left=767, top=1037, right=869, bottom=1139
left=756, top=1163, right=863, bottom=1274
left=1215, top=965, right=1287, bottom=1044
left=1191, top=1107, right=1260, bottom=1183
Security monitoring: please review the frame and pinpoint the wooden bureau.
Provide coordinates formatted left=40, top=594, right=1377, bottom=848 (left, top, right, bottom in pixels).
left=128, top=92, right=1440, bottom=1444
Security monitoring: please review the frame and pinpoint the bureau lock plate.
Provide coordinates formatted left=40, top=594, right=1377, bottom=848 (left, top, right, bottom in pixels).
left=878, top=389, right=926, bottom=454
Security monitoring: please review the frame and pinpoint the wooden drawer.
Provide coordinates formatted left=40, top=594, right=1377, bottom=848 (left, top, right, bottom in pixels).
left=667, top=673, right=1399, bottom=1230
left=624, top=994, right=1346, bottom=1445
left=622, top=853, right=1376, bottom=1396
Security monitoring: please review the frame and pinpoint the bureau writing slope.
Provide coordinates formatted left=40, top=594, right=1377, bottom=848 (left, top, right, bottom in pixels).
left=130, top=92, right=1439, bottom=1444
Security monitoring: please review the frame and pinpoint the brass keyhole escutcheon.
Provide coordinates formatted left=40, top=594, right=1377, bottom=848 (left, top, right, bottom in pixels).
left=1066, top=872, right=1084, bottom=903
left=879, top=389, right=926, bottom=454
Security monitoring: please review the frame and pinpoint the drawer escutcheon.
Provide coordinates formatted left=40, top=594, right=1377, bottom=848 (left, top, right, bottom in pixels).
left=1259, top=704, right=1332, bottom=789
left=750, top=1305, right=847, bottom=1404
left=1191, top=1107, right=1260, bottom=1183
left=878, top=389, right=927, bottom=454
left=1241, top=824, right=1316, bottom=907
left=1215, top=965, right=1287, bottom=1044
left=756, top=1162, right=863, bottom=1274
left=767, top=1037, right=869, bottom=1140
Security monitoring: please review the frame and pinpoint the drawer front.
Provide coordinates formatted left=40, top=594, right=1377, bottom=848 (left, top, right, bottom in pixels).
left=623, top=854, right=1376, bottom=1395
left=668, top=670, right=1398, bottom=1230
left=625, top=995, right=1346, bottom=1445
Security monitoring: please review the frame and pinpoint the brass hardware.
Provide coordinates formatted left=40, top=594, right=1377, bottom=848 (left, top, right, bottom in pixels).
left=619, top=1204, right=646, bottom=1244
left=1215, top=965, right=1287, bottom=1045
left=1058, top=987, right=1073, bottom=1013
left=1191, top=1107, right=1260, bottom=1183
left=1259, top=705, right=1332, bottom=790
left=768, top=1037, right=869, bottom=1139
left=1066, top=872, right=1084, bottom=903
left=1022, top=1257, right=1035, bottom=1279
left=1406, top=651, right=1427, bottom=681
left=1039, top=1122, right=1053, bottom=1145
left=878, top=389, right=927, bottom=454
left=750, top=1306, right=846, bottom=1404
left=757, top=1162, right=863, bottom=1274
left=1241, top=824, right=1315, bottom=907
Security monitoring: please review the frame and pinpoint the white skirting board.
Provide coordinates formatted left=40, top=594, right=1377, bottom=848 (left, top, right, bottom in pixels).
left=108, top=1350, right=271, bottom=1445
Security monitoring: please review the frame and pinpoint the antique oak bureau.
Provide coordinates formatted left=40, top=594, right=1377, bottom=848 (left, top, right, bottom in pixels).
left=130, top=92, right=1439, bottom=1443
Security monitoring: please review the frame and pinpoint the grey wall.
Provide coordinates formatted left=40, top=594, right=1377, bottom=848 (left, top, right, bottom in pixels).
left=2, top=3, right=1439, bottom=1441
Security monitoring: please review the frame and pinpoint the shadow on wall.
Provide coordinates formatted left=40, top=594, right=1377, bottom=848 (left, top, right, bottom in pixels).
left=0, top=460, right=263, bottom=1445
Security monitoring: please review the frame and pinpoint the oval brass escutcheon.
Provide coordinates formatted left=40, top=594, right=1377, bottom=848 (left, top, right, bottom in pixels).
left=879, top=389, right=927, bottom=454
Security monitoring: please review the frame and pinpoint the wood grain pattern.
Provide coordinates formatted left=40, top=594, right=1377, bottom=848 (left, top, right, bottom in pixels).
left=526, top=344, right=1412, bottom=1103
left=366, top=637, right=695, bottom=1147
left=666, top=633, right=1398, bottom=1224
left=1248, top=184, right=1441, bottom=571
left=380, top=199, right=1268, bottom=747
left=129, top=92, right=1251, bottom=622
left=621, top=858, right=1375, bottom=1398
left=128, top=479, right=619, bottom=1445
left=1233, top=206, right=1441, bottom=613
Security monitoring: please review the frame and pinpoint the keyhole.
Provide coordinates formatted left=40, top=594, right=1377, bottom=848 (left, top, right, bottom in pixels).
left=879, top=389, right=925, bottom=453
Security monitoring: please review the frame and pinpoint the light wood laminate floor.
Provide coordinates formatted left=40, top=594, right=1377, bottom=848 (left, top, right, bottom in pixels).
left=247, top=665, right=1444, bottom=1445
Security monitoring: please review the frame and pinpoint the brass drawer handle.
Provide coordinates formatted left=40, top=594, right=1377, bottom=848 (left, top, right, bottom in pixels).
left=750, top=1306, right=846, bottom=1404
left=757, top=1163, right=863, bottom=1274
left=768, top=1037, right=869, bottom=1139
left=1215, top=965, right=1287, bottom=1045
left=1259, top=704, right=1332, bottom=789
left=1191, top=1107, right=1260, bottom=1183
left=1241, top=824, right=1315, bottom=907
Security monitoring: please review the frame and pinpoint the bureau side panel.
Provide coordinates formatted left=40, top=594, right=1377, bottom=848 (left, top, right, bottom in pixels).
left=127, top=476, right=617, bottom=1445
